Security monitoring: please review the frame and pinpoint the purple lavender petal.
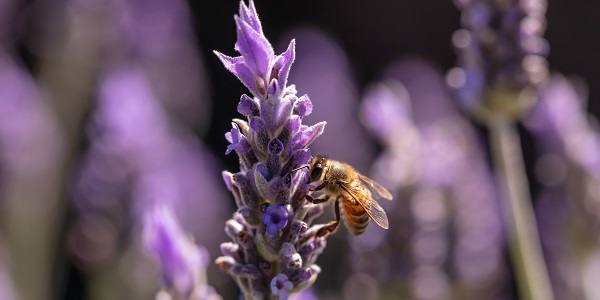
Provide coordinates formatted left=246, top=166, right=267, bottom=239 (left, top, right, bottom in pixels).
left=286, top=115, right=302, bottom=133
left=225, top=122, right=243, bottom=155
left=239, top=0, right=262, bottom=34
left=273, top=40, right=296, bottom=93
left=266, top=224, right=279, bottom=236
left=238, top=94, right=260, bottom=117
left=234, top=15, right=274, bottom=80
left=274, top=98, right=293, bottom=133
left=293, top=149, right=311, bottom=166
left=214, top=51, right=262, bottom=97
left=292, top=121, right=326, bottom=150
left=268, top=138, right=284, bottom=155
left=268, top=78, right=280, bottom=97
left=263, top=204, right=289, bottom=235
left=293, top=95, right=313, bottom=117
left=222, top=171, right=235, bottom=191
left=270, top=273, right=294, bottom=300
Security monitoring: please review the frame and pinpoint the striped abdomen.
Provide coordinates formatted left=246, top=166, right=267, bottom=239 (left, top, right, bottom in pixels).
left=341, top=197, right=370, bottom=235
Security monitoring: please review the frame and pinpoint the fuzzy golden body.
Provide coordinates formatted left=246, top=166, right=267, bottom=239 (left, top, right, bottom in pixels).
left=306, top=155, right=392, bottom=236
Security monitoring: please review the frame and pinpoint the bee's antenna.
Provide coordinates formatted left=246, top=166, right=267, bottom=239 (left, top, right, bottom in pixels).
left=290, top=165, right=309, bottom=173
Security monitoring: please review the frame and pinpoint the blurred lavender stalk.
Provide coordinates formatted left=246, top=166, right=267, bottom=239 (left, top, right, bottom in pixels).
left=360, top=59, right=506, bottom=300
left=0, top=1, right=65, bottom=297
left=122, top=0, right=212, bottom=132
left=525, top=75, right=600, bottom=299
left=0, top=57, right=63, bottom=300
left=37, top=0, right=228, bottom=298
left=10, top=0, right=119, bottom=298
left=0, top=245, right=17, bottom=300
left=450, top=0, right=552, bottom=299
left=358, top=79, right=419, bottom=299
left=73, top=66, right=229, bottom=300
left=144, top=203, right=221, bottom=300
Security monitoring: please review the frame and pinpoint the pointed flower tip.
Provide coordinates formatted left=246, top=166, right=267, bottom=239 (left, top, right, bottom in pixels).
left=234, top=13, right=274, bottom=79
left=143, top=203, right=206, bottom=294
left=239, top=0, right=262, bottom=33
left=222, top=171, right=235, bottom=190
left=284, top=39, right=296, bottom=57
left=285, top=39, right=296, bottom=61
left=143, top=203, right=188, bottom=255
left=213, top=50, right=229, bottom=62
left=293, top=121, right=326, bottom=151
left=273, top=39, right=296, bottom=89
left=314, top=121, right=327, bottom=135
left=214, top=51, right=240, bottom=71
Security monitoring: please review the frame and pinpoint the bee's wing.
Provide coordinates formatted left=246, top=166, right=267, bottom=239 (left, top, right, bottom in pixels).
left=358, top=173, right=393, bottom=200
left=340, top=184, right=389, bottom=229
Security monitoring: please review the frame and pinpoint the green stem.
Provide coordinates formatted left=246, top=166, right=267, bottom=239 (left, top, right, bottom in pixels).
left=489, top=119, right=554, bottom=300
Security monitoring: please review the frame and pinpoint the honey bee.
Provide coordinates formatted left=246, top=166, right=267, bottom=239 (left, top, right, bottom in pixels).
left=305, top=155, right=393, bottom=237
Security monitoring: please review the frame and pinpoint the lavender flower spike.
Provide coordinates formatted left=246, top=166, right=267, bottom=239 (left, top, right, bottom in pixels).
left=144, top=203, right=221, bottom=300
left=215, top=1, right=328, bottom=298
left=450, top=0, right=549, bottom=121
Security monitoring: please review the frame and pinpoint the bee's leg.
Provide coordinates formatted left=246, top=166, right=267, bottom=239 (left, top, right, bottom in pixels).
left=317, top=197, right=341, bottom=237
left=309, top=181, right=328, bottom=192
left=305, top=194, right=330, bottom=204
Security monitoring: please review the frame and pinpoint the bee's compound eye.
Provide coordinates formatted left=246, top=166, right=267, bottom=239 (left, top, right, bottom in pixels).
left=310, top=165, right=323, bottom=182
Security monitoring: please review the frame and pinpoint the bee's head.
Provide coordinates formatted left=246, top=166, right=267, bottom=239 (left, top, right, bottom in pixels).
left=308, top=155, right=328, bottom=182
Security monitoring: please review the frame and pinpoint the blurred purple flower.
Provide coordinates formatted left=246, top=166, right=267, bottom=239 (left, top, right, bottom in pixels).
left=359, top=58, right=506, bottom=299
left=72, top=66, right=230, bottom=294
left=0, top=55, right=63, bottom=176
left=263, top=204, right=289, bottom=235
left=525, top=75, right=600, bottom=177
left=122, top=0, right=212, bottom=131
left=289, top=287, right=317, bottom=300
left=215, top=1, right=330, bottom=298
left=524, top=75, right=600, bottom=298
left=144, top=202, right=218, bottom=298
left=0, top=272, right=15, bottom=300
left=451, top=0, right=549, bottom=116
left=361, top=80, right=420, bottom=190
